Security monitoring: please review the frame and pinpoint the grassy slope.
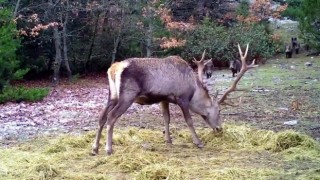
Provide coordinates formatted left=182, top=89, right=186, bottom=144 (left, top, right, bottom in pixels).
left=213, top=54, right=320, bottom=139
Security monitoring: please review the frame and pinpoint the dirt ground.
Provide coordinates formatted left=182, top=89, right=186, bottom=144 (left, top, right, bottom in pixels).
left=0, top=54, right=319, bottom=146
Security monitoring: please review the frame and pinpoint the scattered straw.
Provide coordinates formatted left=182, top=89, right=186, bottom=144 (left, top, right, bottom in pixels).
left=0, top=124, right=319, bottom=179
left=135, top=163, right=184, bottom=180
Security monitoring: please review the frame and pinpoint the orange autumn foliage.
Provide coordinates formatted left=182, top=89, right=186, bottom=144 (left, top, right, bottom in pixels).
left=237, top=0, right=287, bottom=24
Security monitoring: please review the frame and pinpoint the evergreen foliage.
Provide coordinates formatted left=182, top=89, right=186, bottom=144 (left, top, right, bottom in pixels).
left=298, top=0, right=320, bottom=51
left=0, top=0, right=27, bottom=92
left=0, top=86, right=49, bottom=104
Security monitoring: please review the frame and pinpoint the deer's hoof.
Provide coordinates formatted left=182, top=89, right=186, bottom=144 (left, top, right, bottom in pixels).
left=90, top=151, right=98, bottom=156
left=165, top=138, right=172, bottom=144
left=196, top=143, right=204, bottom=148
left=89, top=149, right=99, bottom=156
left=213, top=127, right=223, bottom=133
left=107, top=149, right=113, bottom=155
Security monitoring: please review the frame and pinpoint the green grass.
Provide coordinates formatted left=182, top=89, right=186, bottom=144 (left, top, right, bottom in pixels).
left=240, top=56, right=317, bottom=89
left=1, top=124, right=320, bottom=179
left=269, top=21, right=300, bottom=47
left=209, top=55, right=320, bottom=143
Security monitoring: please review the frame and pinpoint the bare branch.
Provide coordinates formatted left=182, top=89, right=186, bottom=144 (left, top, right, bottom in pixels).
left=218, top=43, right=258, bottom=105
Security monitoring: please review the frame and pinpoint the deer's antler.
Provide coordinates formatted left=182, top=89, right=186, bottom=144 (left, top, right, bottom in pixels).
left=193, top=49, right=208, bottom=83
left=218, top=43, right=258, bottom=105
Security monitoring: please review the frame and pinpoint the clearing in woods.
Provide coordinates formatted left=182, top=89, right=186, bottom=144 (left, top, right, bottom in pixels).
left=0, top=55, right=320, bottom=179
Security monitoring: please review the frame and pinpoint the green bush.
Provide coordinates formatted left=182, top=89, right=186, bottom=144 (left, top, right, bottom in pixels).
left=182, top=19, right=277, bottom=63
left=0, top=86, right=49, bottom=104
left=229, top=23, right=277, bottom=60
left=298, top=0, right=320, bottom=51
left=282, top=7, right=303, bottom=20
left=183, top=18, right=231, bottom=61
left=236, top=0, right=250, bottom=17
left=0, top=1, right=27, bottom=92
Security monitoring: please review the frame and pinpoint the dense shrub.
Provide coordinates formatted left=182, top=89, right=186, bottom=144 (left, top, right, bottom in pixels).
left=229, top=23, right=277, bottom=61
left=282, top=7, right=303, bottom=20
left=183, top=18, right=230, bottom=61
left=298, top=0, right=320, bottom=51
left=0, top=86, right=49, bottom=104
left=0, top=2, right=27, bottom=92
left=236, top=0, right=250, bottom=17
left=183, top=19, right=277, bottom=64
left=281, top=0, right=302, bottom=20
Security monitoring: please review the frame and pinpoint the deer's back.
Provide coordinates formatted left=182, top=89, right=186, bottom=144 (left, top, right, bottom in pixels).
left=108, top=56, right=198, bottom=102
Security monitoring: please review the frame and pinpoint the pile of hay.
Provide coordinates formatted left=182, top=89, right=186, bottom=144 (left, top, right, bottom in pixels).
left=0, top=124, right=319, bottom=179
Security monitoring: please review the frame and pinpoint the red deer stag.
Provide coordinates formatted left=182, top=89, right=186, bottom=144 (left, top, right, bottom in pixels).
left=91, top=44, right=257, bottom=155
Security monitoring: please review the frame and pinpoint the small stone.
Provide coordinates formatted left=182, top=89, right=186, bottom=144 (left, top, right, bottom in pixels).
left=283, top=120, right=298, bottom=125
left=278, top=107, right=289, bottom=111
left=82, top=127, right=90, bottom=131
left=305, top=62, right=312, bottom=67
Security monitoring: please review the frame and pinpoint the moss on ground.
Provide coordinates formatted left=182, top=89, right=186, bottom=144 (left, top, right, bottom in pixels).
left=1, top=124, right=319, bottom=180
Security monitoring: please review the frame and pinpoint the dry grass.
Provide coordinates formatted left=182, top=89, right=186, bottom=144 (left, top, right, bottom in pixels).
left=1, top=124, right=319, bottom=180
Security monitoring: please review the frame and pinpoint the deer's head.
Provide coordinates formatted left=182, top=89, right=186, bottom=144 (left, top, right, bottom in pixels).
left=192, top=43, right=258, bottom=131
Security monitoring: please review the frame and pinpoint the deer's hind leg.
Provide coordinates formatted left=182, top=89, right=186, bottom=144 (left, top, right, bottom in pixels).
left=105, top=91, right=138, bottom=155
left=91, top=97, right=117, bottom=155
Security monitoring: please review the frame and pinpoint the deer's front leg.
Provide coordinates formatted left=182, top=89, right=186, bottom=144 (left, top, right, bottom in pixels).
left=160, top=101, right=172, bottom=144
left=177, top=98, right=204, bottom=148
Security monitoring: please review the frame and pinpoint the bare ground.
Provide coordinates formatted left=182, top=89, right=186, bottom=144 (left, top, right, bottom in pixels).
left=0, top=55, right=319, bottom=146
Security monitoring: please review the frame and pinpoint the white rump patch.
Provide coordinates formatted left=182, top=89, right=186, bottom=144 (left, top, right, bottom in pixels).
left=107, top=61, right=130, bottom=100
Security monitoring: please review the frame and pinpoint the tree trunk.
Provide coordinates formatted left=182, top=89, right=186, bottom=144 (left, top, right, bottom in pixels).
left=146, top=22, right=153, bottom=57
left=62, top=3, right=72, bottom=80
left=111, top=10, right=124, bottom=64
left=197, top=0, right=205, bottom=19
left=111, top=35, right=121, bottom=64
left=52, top=26, right=62, bottom=86
left=146, top=6, right=153, bottom=57
left=13, top=0, right=21, bottom=17
left=85, top=15, right=99, bottom=74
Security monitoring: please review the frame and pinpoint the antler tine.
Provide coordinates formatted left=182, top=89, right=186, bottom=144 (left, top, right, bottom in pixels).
left=192, top=57, right=197, bottom=63
left=218, top=43, right=257, bottom=105
left=204, top=58, right=212, bottom=66
left=244, top=43, right=249, bottom=59
left=193, top=49, right=207, bottom=84
left=238, top=43, right=243, bottom=58
left=249, top=59, right=258, bottom=68
left=200, top=49, right=206, bottom=62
